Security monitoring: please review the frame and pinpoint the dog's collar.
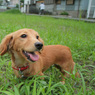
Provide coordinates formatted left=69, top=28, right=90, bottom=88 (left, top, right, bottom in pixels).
left=12, top=65, right=29, bottom=71
left=12, top=65, right=29, bottom=78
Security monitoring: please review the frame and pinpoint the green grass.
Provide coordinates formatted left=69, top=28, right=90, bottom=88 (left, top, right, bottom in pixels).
left=0, top=13, right=95, bottom=95
left=1, top=9, right=22, bottom=14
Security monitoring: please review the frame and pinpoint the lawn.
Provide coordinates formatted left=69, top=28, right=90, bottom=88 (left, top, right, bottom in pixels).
left=0, top=12, right=95, bottom=95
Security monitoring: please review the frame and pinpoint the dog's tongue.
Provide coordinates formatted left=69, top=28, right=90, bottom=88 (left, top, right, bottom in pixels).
left=27, top=53, right=39, bottom=61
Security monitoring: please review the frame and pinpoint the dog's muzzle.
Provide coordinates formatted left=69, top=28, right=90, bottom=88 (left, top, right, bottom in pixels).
left=22, top=42, right=43, bottom=62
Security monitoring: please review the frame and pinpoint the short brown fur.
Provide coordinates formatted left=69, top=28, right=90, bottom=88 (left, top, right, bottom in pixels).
left=0, top=29, right=80, bottom=84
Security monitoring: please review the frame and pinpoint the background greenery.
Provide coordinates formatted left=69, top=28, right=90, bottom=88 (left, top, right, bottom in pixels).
left=0, top=10, right=95, bottom=95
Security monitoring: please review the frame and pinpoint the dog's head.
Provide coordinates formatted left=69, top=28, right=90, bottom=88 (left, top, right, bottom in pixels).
left=0, top=29, right=44, bottom=62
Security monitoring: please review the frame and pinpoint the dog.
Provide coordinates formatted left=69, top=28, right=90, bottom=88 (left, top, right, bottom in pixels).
left=0, top=29, right=80, bottom=84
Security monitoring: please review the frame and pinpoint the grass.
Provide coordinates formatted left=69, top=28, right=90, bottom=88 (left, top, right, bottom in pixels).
left=1, top=9, right=22, bottom=14
left=0, top=12, right=95, bottom=95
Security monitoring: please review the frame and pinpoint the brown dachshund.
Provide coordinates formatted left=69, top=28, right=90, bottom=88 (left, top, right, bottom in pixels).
left=0, top=29, right=79, bottom=84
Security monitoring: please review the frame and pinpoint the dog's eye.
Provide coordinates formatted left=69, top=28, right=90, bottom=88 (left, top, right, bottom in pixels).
left=36, top=36, right=39, bottom=39
left=21, top=34, right=27, bottom=38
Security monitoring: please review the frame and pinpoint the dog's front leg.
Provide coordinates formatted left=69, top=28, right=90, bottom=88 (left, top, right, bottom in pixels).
left=38, top=72, right=44, bottom=80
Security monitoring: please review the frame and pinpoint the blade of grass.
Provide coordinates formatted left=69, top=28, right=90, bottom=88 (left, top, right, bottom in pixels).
left=14, top=86, right=20, bottom=95
left=79, top=71, right=86, bottom=95
left=0, top=90, right=14, bottom=95
left=46, top=77, right=52, bottom=94
left=32, top=79, right=36, bottom=95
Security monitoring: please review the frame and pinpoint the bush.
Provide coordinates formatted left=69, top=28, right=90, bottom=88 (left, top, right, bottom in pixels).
left=60, top=11, right=69, bottom=15
left=16, top=4, right=19, bottom=8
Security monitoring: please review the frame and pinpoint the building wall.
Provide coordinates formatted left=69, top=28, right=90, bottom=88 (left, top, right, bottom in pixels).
left=56, top=0, right=64, bottom=11
left=56, top=0, right=89, bottom=11
left=80, top=0, right=89, bottom=10
left=0, top=6, right=7, bottom=12
left=10, top=0, right=19, bottom=5
left=56, top=0, right=89, bottom=17
left=44, top=4, right=54, bottom=12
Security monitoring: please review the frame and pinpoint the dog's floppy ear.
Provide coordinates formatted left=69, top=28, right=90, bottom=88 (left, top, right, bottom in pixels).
left=0, top=33, right=13, bottom=56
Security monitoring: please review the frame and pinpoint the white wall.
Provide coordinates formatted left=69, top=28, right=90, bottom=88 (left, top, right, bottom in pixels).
left=24, top=0, right=31, bottom=5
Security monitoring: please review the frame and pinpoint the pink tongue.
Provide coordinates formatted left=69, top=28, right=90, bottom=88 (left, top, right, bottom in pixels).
left=27, top=53, right=39, bottom=61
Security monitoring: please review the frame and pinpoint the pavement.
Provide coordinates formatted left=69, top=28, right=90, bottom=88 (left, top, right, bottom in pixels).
left=28, top=14, right=95, bottom=23
left=52, top=15, right=95, bottom=23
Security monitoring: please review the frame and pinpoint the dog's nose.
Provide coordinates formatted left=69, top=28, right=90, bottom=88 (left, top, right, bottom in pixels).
left=35, top=42, right=43, bottom=50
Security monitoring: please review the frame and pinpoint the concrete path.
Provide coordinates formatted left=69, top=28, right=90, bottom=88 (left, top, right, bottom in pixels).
left=28, top=14, right=95, bottom=23
left=52, top=15, right=95, bottom=23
